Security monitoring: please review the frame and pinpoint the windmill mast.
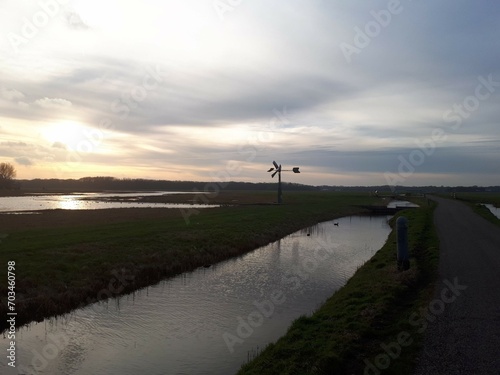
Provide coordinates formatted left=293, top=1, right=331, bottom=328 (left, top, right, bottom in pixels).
left=267, top=161, right=300, bottom=204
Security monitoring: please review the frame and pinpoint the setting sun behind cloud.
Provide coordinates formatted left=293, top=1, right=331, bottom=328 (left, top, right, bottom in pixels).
left=42, top=121, right=90, bottom=150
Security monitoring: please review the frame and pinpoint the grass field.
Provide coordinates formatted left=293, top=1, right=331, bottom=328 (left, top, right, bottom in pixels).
left=0, top=191, right=384, bottom=331
left=451, top=192, right=500, bottom=226
left=238, top=199, right=439, bottom=374
left=452, top=192, right=500, bottom=206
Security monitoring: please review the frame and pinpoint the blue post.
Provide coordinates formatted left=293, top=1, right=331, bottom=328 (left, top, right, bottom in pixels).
left=397, top=216, right=410, bottom=271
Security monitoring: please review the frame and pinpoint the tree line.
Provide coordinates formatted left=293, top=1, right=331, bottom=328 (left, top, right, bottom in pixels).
left=2, top=161, right=500, bottom=193
left=16, top=176, right=317, bottom=192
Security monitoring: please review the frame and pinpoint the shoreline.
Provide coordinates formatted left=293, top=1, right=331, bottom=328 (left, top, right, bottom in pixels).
left=238, top=200, right=439, bottom=374
left=0, top=192, right=382, bottom=332
left=1, top=211, right=366, bottom=332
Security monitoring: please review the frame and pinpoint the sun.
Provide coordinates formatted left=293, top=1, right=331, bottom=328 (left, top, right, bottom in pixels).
left=42, top=121, right=88, bottom=149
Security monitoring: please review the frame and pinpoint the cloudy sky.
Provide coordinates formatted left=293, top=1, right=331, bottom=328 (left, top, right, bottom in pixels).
left=1, top=0, right=499, bottom=186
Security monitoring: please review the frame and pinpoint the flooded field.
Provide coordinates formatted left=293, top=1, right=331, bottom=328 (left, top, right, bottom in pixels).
left=0, top=192, right=216, bottom=213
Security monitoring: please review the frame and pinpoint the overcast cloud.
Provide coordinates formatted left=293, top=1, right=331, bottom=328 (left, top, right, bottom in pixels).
left=0, top=0, right=499, bottom=186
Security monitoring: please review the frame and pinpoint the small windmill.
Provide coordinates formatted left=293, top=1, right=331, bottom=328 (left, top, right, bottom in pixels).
left=267, top=161, right=300, bottom=204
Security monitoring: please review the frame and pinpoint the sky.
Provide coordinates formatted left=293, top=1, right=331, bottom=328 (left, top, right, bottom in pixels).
left=0, top=0, right=499, bottom=186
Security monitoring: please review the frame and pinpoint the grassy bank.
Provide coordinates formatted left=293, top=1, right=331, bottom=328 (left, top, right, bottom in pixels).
left=450, top=192, right=500, bottom=226
left=238, top=200, right=439, bottom=374
left=0, top=191, right=382, bottom=332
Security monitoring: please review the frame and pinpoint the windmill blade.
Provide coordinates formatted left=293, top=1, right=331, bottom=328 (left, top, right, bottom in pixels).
left=273, top=160, right=279, bottom=169
left=267, top=167, right=274, bottom=172
left=271, top=170, right=279, bottom=178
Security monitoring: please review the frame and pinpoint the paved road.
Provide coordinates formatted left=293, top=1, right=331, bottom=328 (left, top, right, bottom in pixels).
left=414, top=197, right=500, bottom=374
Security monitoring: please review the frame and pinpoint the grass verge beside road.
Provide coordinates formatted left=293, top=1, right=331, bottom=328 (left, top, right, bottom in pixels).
left=238, top=199, right=439, bottom=375
left=0, top=191, right=381, bottom=332
left=450, top=192, right=500, bottom=227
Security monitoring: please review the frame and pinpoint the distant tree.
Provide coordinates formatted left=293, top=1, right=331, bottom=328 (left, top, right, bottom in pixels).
left=0, top=162, right=16, bottom=189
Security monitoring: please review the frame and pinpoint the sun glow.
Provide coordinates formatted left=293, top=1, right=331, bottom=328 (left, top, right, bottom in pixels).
left=42, top=122, right=89, bottom=149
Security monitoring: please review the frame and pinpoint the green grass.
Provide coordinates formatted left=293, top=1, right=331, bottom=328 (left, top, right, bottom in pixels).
left=238, top=200, right=439, bottom=374
left=451, top=192, right=500, bottom=226
left=0, top=191, right=383, bottom=331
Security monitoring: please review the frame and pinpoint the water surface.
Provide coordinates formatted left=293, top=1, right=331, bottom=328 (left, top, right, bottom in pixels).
left=387, top=200, right=419, bottom=208
left=0, top=192, right=216, bottom=213
left=483, top=203, right=500, bottom=219
left=1, top=215, right=392, bottom=375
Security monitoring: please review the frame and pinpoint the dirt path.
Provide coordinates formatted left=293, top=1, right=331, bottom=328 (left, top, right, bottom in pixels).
left=414, top=197, right=500, bottom=374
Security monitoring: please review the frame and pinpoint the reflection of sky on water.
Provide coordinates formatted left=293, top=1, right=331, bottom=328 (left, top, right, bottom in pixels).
left=483, top=204, right=500, bottom=219
left=0, top=215, right=392, bottom=375
left=387, top=200, right=420, bottom=208
left=57, top=196, right=85, bottom=210
left=0, top=192, right=218, bottom=213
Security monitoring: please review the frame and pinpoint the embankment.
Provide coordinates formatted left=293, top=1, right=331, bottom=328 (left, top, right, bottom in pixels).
left=238, top=201, right=439, bottom=375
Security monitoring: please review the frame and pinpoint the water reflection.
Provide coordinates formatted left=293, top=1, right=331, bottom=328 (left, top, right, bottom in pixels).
left=58, top=196, right=85, bottom=210
left=1, top=215, right=392, bottom=375
left=387, top=200, right=419, bottom=208
left=483, top=203, right=500, bottom=219
left=0, top=192, right=218, bottom=213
